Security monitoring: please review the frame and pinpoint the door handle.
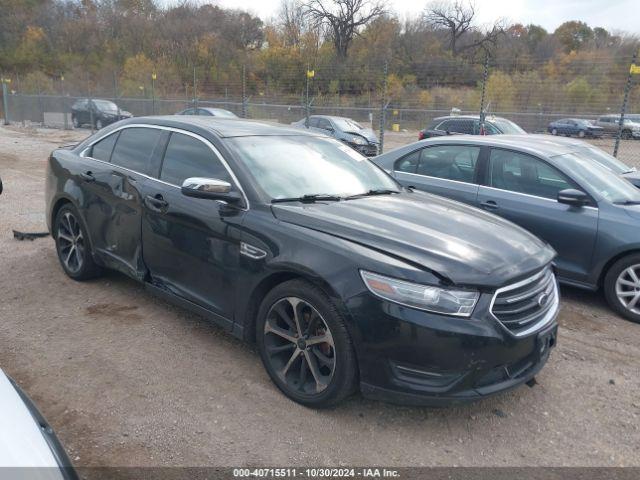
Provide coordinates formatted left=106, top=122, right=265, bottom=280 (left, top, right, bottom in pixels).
left=80, top=171, right=95, bottom=182
left=144, top=194, right=169, bottom=212
left=480, top=200, right=498, bottom=210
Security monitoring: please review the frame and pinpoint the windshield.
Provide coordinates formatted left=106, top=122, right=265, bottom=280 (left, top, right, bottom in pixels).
left=93, top=100, right=118, bottom=112
left=226, top=135, right=399, bottom=200
left=571, top=146, right=635, bottom=174
left=554, top=152, right=640, bottom=204
left=493, top=119, right=526, bottom=134
left=332, top=118, right=364, bottom=131
left=212, top=109, right=237, bottom=118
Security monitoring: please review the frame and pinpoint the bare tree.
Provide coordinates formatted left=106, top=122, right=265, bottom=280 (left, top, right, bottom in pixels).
left=425, top=0, right=504, bottom=55
left=302, top=0, right=386, bottom=60
left=278, top=0, right=307, bottom=47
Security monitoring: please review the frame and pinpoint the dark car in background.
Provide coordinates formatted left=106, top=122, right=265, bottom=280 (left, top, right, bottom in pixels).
left=71, top=99, right=132, bottom=130
left=595, top=114, right=640, bottom=139
left=45, top=116, right=558, bottom=407
left=374, top=134, right=640, bottom=323
left=176, top=107, right=238, bottom=118
left=547, top=118, right=603, bottom=138
left=291, top=115, right=380, bottom=156
left=418, top=115, right=526, bottom=140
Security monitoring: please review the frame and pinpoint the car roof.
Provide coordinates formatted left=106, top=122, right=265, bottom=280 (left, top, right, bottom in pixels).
left=119, top=116, right=324, bottom=138
left=310, top=115, right=357, bottom=122
left=431, top=115, right=509, bottom=123
left=378, top=134, right=599, bottom=162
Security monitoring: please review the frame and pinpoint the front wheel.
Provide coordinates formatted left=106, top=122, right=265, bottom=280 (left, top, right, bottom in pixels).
left=54, top=204, right=102, bottom=280
left=622, top=130, right=632, bottom=140
left=578, top=130, right=586, bottom=138
left=256, top=280, right=358, bottom=408
left=95, top=119, right=103, bottom=130
left=603, top=254, right=640, bottom=324
left=551, top=128, right=558, bottom=136
left=72, top=116, right=79, bottom=128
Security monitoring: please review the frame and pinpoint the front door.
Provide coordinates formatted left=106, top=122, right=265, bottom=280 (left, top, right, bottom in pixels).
left=141, top=130, right=245, bottom=319
left=477, top=147, right=599, bottom=284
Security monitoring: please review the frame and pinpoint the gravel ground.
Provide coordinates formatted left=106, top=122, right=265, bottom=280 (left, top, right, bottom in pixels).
left=0, top=125, right=639, bottom=469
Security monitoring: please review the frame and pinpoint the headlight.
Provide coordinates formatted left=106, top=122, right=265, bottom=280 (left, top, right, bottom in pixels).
left=360, top=270, right=479, bottom=317
left=349, top=135, right=367, bottom=145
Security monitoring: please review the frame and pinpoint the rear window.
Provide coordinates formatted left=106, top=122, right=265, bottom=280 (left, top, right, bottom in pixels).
left=90, top=132, right=119, bottom=162
left=111, top=127, right=163, bottom=175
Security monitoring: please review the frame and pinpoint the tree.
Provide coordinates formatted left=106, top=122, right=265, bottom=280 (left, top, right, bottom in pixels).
left=424, top=0, right=504, bottom=56
left=277, top=0, right=306, bottom=48
left=302, top=0, right=386, bottom=60
left=554, top=21, right=593, bottom=53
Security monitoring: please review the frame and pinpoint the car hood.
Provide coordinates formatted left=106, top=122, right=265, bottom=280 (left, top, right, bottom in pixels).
left=271, top=192, right=555, bottom=288
left=0, top=371, right=62, bottom=472
left=345, top=129, right=379, bottom=144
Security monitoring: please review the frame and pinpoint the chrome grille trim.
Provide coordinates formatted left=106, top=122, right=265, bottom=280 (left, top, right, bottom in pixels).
left=490, top=267, right=559, bottom=337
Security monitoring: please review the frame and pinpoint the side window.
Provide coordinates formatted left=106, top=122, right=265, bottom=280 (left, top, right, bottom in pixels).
left=416, top=145, right=480, bottom=183
left=447, top=119, right=474, bottom=135
left=317, top=118, right=332, bottom=131
left=308, top=117, right=319, bottom=128
left=160, top=132, right=232, bottom=186
left=111, top=127, right=163, bottom=175
left=489, top=149, right=575, bottom=200
left=436, top=120, right=451, bottom=132
left=484, top=123, right=500, bottom=135
left=198, top=109, right=212, bottom=116
left=181, top=109, right=195, bottom=115
left=395, top=149, right=421, bottom=174
left=90, top=132, right=119, bottom=162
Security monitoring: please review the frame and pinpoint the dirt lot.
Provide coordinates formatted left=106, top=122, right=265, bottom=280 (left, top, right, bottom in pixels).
left=0, top=125, right=639, bottom=469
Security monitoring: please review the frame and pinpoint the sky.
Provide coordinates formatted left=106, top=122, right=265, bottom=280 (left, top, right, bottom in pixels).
left=187, top=0, right=640, bottom=34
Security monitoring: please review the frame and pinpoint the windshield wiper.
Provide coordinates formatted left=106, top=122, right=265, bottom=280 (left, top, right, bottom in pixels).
left=344, top=189, right=401, bottom=200
left=271, top=194, right=342, bottom=204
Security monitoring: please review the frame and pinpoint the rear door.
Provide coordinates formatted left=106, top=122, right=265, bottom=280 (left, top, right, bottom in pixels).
left=476, top=148, right=598, bottom=283
left=82, top=126, right=166, bottom=279
left=141, top=130, right=245, bottom=319
left=393, top=144, right=482, bottom=205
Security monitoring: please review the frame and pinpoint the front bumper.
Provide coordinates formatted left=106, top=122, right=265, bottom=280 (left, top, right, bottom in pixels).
left=350, top=142, right=379, bottom=157
left=347, top=289, right=558, bottom=406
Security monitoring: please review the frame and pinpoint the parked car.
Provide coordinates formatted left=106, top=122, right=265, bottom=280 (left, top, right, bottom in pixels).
left=71, top=99, right=132, bottom=130
left=46, top=117, right=558, bottom=407
left=595, top=114, right=640, bottom=139
left=374, top=134, right=640, bottom=323
left=418, top=115, right=526, bottom=140
left=0, top=369, right=77, bottom=478
left=547, top=118, right=603, bottom=138
left=291, top=115, right=379, bottom=156
left=175, top=107, right=238, bottom=118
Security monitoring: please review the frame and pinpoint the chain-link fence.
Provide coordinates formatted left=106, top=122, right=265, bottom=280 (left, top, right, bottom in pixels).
left=2, top=51, right=640, bottom=163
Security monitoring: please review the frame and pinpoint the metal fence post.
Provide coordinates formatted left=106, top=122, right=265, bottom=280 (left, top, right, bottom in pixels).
left=614, top=50, right=638, bottom=158
left=193, top=67, right=198, bottom=110
left=1, top=77, right=10, bottom=125
left=151, top=72, right=156, bottom=115
left=87, top=75, right=94, bottom=133
left=113, top=71, right=121, bottom=120
left=479, top=53, right=490, bottom=134
left=378, top=61, right=388, bottom=154
left=61, top=74, right=68, bottom=130
left=242, top=65, right=247, bottom=118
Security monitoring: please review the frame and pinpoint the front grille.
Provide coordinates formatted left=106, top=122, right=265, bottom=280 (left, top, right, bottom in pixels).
left=491, top=267, right=558, bottom=336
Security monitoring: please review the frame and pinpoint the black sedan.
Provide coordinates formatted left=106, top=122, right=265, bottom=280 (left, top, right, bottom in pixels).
left=548, top=118, right=603, bottom=138
left=71, top=98, right=132, bottom=130
left=45, top=117, right=558, bottom=407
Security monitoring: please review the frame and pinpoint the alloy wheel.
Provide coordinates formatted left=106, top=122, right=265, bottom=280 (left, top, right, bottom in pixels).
left=551, top=128, right=557, bottom=135
left=615, top=264, right=640, bottom=314
left=57, top=211, right=85, bottom=274
left=263, top=296, right=336, bottom=394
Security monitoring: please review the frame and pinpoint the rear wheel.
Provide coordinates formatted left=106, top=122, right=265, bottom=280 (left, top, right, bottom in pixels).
left=256, top=280, right=358, bottom=408
left=578, top=130, right=586, bottom=138
left=54, top=204, right=102, bottom=280
left=72, top=116, right=79, bottom=128
left=622, top=129, right=632, bottom=140
left=603, top=254, right=640, bottom=324
left=96, top=119, right=103, bottom=130
left=551, top=128, right=558, bottom=136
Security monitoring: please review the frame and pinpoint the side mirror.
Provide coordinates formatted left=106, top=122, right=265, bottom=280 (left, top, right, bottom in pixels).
left=557, top=188, right=589, bottom=207
left=181, top=177, right=242, bottom=204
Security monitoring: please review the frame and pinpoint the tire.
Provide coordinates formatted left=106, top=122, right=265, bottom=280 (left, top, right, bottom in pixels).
left=72, top=116, right=79, bottom=128
left=578, top=130, right=586, bottom=138
left=256, top=279, right=358, bottom=408
left=96, top=119, right=103, bottom=130
left=54, top=204, right=102, bottom=281
left=622, top=130, right=632, bottom=140
left=551, top=128, right=558, bottom=136
left=603, top=254, right=640, bottom=324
